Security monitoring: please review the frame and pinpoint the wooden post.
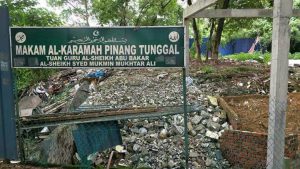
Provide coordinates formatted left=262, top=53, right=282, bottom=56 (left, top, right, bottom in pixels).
left=184, top=19, right=189, bottom=75
left=267, top=0, right=292, bottom=168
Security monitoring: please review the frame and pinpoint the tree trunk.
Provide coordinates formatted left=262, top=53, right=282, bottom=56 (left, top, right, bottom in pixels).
left=120, top=0, right=129, bottom=26
left=207, top=19, right=215, bottom=61
left=83, top=0, right=89, bottom=26
left=211, top=0, right=230, bottom=61
left=187, top=0, right=202, bottom=62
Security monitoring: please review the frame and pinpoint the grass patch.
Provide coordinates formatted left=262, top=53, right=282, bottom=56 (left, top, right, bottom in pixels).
left=227, top=52, right=300, bottom=64
left=198, top=65, right=262, bottom=82
left=223, top=66, right=260, bottom=74
left=290, top=53, right=300, bottom=59
left=200, top=65, right=216, bottom=74
left=15, top=68, right=58, bottom=92
left=226, top=52, right=271, bottom=63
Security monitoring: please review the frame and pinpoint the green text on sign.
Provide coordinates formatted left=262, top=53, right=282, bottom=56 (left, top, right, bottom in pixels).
left=11, top=27, right=184, bottom=68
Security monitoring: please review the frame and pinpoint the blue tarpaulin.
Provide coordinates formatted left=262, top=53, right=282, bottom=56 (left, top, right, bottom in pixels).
left=73, top=121, right=122, bottom=164
left=190, top=37, right=261, bottom=56
left=86, top=70, right=106, bottom=78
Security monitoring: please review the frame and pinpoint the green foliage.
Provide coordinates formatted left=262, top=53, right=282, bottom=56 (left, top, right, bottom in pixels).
left=199, top=65, right=261, bottom=83
left=15, top=69, right=57, bottom=91
left=48, top=0, right=91, bottom=26
left=92, top=0, right=134, bottom=26
left=1, top=0, right=62, bottom=26
left=223, top=66, right=260, bottom=74
left=92, top=0, right=182, bottom=26
left=226, top=52, right=271, bottom=63
left=289, top=53, right=300, bottom=60
left=133, top=0, right=183, bottom=26
left=200, top=65, right=216, bottom=74
left=227, top=52, right=300, bottom=64
left=213, top=0, right=300, bottom=48
left=222, top=18, right=273, bottom=46
left=1, top=0, right=63, bottom=92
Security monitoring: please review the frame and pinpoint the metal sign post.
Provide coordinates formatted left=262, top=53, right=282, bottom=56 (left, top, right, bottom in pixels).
left=182, top=68, right=189, bottom=168
left=0, top=6, right=18, bottom=160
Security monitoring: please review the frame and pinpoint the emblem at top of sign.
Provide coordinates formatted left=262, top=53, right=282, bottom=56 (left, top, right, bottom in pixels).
left=93, top=30, right=100, bottom=37
left=169, top=31, right=179, bottom=43
left=15, top=32, right=26, bottom=44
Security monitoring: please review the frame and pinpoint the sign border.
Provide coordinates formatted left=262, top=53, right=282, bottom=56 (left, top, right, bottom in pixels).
left=10, top=26, right=186, bottom=69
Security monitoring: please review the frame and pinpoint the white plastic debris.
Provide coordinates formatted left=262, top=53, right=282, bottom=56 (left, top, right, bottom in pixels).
left=186, top=76, right=193, bottom=86
left=40, top=127, right=50, bottom=133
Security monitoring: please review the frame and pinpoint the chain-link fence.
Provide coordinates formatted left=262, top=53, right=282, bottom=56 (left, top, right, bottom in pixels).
left=20, top=115, right=191, bottom=168
left=219, top=94, right=300, bottom=169
left=16, top=68, right=196, bottom=169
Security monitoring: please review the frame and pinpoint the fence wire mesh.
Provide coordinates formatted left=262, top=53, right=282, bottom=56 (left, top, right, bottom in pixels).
left=15, top=68, right=300, bottom=169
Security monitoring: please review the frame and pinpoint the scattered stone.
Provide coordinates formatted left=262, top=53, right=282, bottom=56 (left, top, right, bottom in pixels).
left=206, top=130, right=219, bottom=140
left=238, top=82, right=244, bottom=87
left=133, top=144, right=141, bottom=152
left=208, top=121, right=221, bottom=131
left=159, top=129, right=168, bottom=139
left=221, top=122, right=229, bottom=129
left=190, top=151, right=199, bottom=158
left=191, top=115, right=202, bottom=125
left=207, top=95, right=218, bottom=106
left=207, top=107, right=213, bottom=113
left=115, top=145, right=125, bottom=153
left=189, top=130, right=197, bottom=136
left=168, top=160, right=176, bottom=168
left=139, top=127, right=147, bottom=135
left=195, top=124, right=205, bottom=131
left=201, top=119, right=208, bottom=126
left=215, top=150, right=223, bottom=160
left=205, top=158, right=213, bottom=167
left=157, top=72, right=168, bottom=79
left=192, top=161, right=201, bottom=168
left=187, top=122, right=193, bottom=131
left=201, top=111, right=210, bottom=119
left=212, top=116, right=220, bottom=123
left=219, top=130, right=225, bottom=137
left=173, top=115, right=184, bottom=125
left=174, top=125, right=184, bottom=135
left=201, top=143, right=209, bottom=148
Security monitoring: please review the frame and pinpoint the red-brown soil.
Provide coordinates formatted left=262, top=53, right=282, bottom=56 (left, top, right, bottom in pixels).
left=225, top=93, right=300, bottom=135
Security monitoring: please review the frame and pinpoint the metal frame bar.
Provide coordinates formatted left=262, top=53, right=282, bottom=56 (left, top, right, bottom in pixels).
left=192, top=9, right=300, bottom=18
left=20, top=105, right=195, bottom=130
left=182, top=68, right=189, bottom=169
left=183, top=0, right=218, bottom=18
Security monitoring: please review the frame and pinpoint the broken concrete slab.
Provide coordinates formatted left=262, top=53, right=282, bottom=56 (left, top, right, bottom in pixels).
left=18, top=95, right=42, bottom=117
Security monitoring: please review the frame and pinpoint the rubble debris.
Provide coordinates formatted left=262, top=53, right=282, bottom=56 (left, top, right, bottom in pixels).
left=22, top=67, right=249, bottom=168
left=18, top=95, right=42, bottom=117
left=40, top=127, right=49, bottom=134
left=41, top=98, right=69, bottom=114
left=38, top=125, right=76, bottom=165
